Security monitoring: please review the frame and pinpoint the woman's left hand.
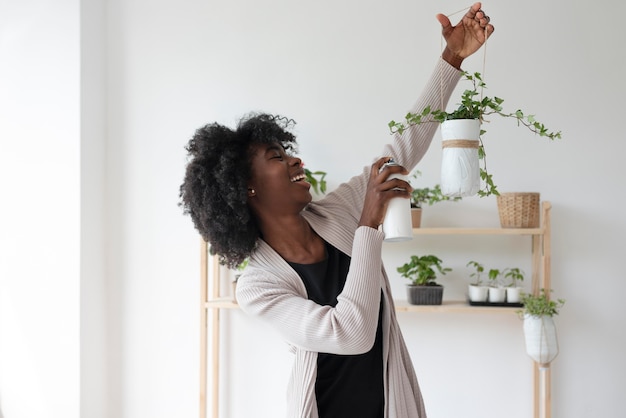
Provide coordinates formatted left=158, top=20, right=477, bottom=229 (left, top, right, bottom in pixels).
left=437, top=2, right=495, bottom=69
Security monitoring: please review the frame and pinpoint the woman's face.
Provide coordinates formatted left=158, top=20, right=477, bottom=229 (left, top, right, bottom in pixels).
left=247, top=142, right=312, bottom=216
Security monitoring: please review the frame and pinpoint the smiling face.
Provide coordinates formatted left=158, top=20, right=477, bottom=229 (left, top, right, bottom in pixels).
left=247, top=142, right=312, bottom=218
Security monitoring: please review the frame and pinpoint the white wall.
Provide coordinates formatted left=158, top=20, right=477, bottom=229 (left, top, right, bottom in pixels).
left=80, top=0, right=108, bottom=417
left=0, top=1, right=80, bottom=417
left=2, top=0, right=625, bottom=417
left=104, top=1, right=626, bottom=417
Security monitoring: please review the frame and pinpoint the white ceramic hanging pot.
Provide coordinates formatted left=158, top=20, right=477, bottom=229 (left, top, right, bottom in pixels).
left=523, top=314, right=559, bottom=365
left=440, top=119, right=481, bottom=197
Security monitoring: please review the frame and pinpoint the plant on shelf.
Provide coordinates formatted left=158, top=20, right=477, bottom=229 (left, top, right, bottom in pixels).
left=486, top=267, right=507, bottom=303
left=304, top=168, right=327, bottom=195
left=397, top=254, right=452, bottom=305
left=466, top=264, right=525, bottom=304
left=466, top=260, right=489, bottom=303
left=411, top=184, right=462, bottom=207
left=504, top=267, right=525, bottom=303
left=388, top=71, right=562, bottom=197
left=517, top=289, right=565, bottom=365
left=409, top=171, right=462, bottom=227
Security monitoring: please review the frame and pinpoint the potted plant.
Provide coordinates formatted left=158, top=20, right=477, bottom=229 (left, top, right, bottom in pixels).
left=466, top=260, right=489, bottom=302
left=504, top=267, right=524, bottom=303
left=388, top=71, right=561, bottom=198
left=486, top=267, right=507, bottom=303
left=518, top=289, right=565, bottom=365
left=397, top=254, right=452, bottom=305
left=409, top=171, right=462, bottom=227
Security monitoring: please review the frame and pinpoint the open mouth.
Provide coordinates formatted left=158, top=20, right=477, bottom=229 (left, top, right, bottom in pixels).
left=290, top=173, right=306, bottom=183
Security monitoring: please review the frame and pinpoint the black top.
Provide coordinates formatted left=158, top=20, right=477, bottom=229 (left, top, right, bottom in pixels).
left=288, top=241, right=384, bottom=418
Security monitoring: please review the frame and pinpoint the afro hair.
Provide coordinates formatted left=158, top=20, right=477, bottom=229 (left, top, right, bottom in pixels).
left=179, top=113, right=297, bottom=268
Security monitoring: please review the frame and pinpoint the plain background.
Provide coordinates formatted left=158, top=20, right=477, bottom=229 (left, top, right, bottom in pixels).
left=1, top=0, right=625, bottom=417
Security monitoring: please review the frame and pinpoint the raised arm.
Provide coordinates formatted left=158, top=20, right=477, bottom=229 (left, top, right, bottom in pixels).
left=438, top=2, right=495, bottom=69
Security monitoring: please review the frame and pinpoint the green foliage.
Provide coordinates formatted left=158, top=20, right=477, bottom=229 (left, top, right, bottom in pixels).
left=304, top=168, right=327, bottom=195
left=411, top=184, right=462, bottom=208
left=487, top=268, right=505, bottom=287
left=236, top=258, right=249, bottom=272
left=466, top=260, right=485, bottom=286
left=467, top=261, right=524, bottom=287
left=518, top=289, right=565, bottom=318
left=397, top=254, right=452, bottom=286
left=388, top=71, right=562, bottom=197
left=504, top=267, right=525, bottom=287
left=410, top=171, right=462, bottom=208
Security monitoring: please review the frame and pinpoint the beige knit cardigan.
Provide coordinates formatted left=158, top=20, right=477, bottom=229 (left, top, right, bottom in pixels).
left=236, top=58, right=461, bottom=418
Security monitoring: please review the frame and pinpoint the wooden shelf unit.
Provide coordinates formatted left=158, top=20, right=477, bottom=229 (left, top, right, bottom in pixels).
left=200, top=201, right=553, bottom=418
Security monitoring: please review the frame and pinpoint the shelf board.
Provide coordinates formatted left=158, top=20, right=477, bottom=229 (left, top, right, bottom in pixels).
left=206, top=297, right=239, bottom=309
left=412, top=227, right=543, bottom=235
left=394, top=300, right=521, bottom=313
left=206, top=298, right=520, bottom=314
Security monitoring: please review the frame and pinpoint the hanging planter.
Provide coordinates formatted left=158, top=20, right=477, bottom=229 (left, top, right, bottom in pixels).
left=523, top=314, right=559, bottom=365
left=388, top=72, right=562, bottom=198
left=518, top=289, right=565, bottom=365
left=440, top=119, right=481, bottom=197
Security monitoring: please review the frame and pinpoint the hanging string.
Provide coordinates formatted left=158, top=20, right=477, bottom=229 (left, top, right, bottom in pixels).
left=439, top=5, right=489, bottom=111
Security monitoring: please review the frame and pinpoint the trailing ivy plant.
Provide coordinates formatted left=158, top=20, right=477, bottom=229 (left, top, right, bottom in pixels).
left=388, top=71, right=562, bottom=197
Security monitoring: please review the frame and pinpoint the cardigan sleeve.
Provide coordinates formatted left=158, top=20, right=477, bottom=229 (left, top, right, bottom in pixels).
left=236, top=227, right=384, bottom=355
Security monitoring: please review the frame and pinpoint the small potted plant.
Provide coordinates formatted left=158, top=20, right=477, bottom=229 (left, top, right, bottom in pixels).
left=397, top=254, right=452, bottom=305
left=487, top=268, right=507, bottom=303
left=518, top=289, right=565, bottom=365
left=466, top=260, right=489, bottom=302
left=504, top=267, right=524, bottom=303
left=388, top=71, right=561, bottom=198
left=409, top=171, right=462, bottom=227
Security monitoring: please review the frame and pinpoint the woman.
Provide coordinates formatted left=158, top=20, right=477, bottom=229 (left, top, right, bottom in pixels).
left=180, top=4, right=494, bottom=417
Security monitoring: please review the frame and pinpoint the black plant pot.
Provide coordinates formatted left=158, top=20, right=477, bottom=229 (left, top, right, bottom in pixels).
left=406, top=284, right=444, bottom=305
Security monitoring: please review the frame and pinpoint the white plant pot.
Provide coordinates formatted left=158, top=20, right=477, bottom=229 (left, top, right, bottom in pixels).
left=506, top=287, right=522, bottom=303
left=468, top=284, right=489, bottom=302
left=440, top=119, right=481, bottom=197
left=488, top=287, right=506, bottom=303
left=523, top=314, right=559, bottom=365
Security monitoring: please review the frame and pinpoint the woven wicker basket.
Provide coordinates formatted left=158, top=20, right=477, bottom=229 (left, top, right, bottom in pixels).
left=497, top=192, right=540, bottom=228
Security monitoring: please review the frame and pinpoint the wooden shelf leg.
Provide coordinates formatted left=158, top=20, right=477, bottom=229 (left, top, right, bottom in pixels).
left=200, top=239, right=208, bottom=418
left=541, top=364, right=552, bottom=418
left=211, top=309, right=220, bottom=418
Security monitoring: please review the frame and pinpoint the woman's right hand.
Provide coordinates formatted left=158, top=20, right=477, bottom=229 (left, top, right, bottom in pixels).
left=358, top=157, right=412, bottom=229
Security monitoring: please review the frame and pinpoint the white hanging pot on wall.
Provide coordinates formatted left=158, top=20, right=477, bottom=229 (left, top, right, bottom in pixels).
left=523, top=314, right=559, bottom=365
left=440, top=119, right=481, bottom=197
